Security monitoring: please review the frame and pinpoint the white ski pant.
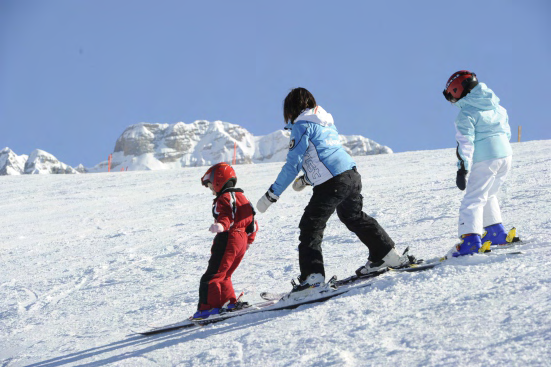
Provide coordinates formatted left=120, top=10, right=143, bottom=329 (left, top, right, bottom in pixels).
left=458, top=156, right=512, bottom=237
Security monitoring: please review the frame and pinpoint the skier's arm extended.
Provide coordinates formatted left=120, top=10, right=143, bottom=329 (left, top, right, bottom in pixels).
left=256, top=123, right=310, bottom=213
left=214, top=194, right=234, bottom=231
left=454, top=111, right=475, bottom=171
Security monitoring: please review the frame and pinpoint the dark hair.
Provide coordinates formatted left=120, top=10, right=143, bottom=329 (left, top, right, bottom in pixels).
left=283, top=87, right=317, bottom=123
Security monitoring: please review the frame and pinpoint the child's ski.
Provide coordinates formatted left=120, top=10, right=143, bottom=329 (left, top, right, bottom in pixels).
left=134, top=299, right=277, bottom=336
left=393, top=249, right=523, bottom=273
left=135, top=288, right=352, bottom=336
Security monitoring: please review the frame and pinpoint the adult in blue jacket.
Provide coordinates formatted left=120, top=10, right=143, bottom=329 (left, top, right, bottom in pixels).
left=256, top=87, right=411, bottom=299
left=443, top=71, right=514, bottom=257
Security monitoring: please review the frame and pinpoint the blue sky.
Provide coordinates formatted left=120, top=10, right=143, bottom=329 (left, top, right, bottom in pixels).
left=1, top=0, right=549, bottom=167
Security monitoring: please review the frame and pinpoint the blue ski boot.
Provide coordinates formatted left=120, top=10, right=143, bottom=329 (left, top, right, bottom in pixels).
left=482, top=223, right=508, bottom=245
left=190, top=308, right=220, bottom=320
left=226, top=300, right=250, bottom=312
left=449, top=234, right=482, bottom=257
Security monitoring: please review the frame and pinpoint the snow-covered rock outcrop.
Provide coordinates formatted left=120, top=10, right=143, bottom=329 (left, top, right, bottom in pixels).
left=91, top=121, right=392, bottom=172
left=0, top=148, right=28, bottom=175
left=102, top=121, right=256, bottom=171
left=252, top=130, right=392, bottom=163
left=24, top=149, right=78, bottom=174
left=253, top=130, right=292, bottom=163
left=340, top=134, right=393, bottom=156
left=0, top=148, right=78, bottom=176
left=1, top=121, right=393, bottom=176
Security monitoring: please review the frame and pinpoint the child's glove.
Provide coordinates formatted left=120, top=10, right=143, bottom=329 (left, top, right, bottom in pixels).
left=456, top=168, right=468, bottom=191
left=292, top=175, right=311, bottom=192
left=209, top=223, right=224, bottom=233
left=246, top=220, right=258, bottom=248
left=256, top=190, right=278, bottom=213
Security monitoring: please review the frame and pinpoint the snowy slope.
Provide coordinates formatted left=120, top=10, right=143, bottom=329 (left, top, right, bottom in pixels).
left=1, top=140, right=550, bottom=367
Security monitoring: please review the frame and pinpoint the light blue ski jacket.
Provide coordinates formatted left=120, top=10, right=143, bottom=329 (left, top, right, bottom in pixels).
left=453, top=83, right=512, bottom=171
left=269, top=106, right=356, bottom=197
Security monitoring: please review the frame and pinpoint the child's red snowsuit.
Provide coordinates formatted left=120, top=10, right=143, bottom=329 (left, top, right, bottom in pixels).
left=198, top=188, right=257, bottom=310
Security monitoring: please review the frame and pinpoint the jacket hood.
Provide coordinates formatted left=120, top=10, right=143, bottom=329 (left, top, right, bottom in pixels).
left=292, top=106, right=334, bottom=127
left=455, top=83, right=501, bottom=111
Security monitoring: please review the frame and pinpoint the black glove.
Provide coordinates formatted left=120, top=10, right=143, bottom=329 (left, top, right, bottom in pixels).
left=456, top=168, right=468, bottom=191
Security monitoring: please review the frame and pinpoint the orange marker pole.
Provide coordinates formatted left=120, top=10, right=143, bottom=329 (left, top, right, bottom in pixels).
left=108, top=154, right=112, bottom=172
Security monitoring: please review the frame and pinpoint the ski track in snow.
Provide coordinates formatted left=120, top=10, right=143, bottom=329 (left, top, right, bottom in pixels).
left=1, top=140, right=550, bottom=366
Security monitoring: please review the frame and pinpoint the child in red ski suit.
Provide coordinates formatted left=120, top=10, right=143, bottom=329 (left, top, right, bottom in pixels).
left=192, top=163, right=257, bottom=320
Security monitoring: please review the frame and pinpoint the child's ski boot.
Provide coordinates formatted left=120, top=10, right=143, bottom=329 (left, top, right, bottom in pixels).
left=190, top=308, right=220, bottom=320
left=448, top=234, right=485, bottom=257
left=483, top=224, right=520, bottom=246
left=225, top=300, right=250, bottom=312
left=482, top=223, right=508, bottom=245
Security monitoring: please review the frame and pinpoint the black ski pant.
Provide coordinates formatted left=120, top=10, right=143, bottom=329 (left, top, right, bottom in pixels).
left=298, top=168, right=395, bottom=279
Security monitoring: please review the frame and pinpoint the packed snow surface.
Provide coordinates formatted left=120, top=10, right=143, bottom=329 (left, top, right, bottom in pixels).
left=1, top=140, right=550, bottom=366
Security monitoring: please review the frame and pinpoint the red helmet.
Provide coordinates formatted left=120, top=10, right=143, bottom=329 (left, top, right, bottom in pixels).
left=201, top=163, right=237, bottom=193
left=443, top=70, right=478, bottom=103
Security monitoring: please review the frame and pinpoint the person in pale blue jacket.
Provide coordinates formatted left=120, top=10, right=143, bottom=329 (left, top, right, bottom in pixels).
left=443, top=70, right=517, bottom=257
